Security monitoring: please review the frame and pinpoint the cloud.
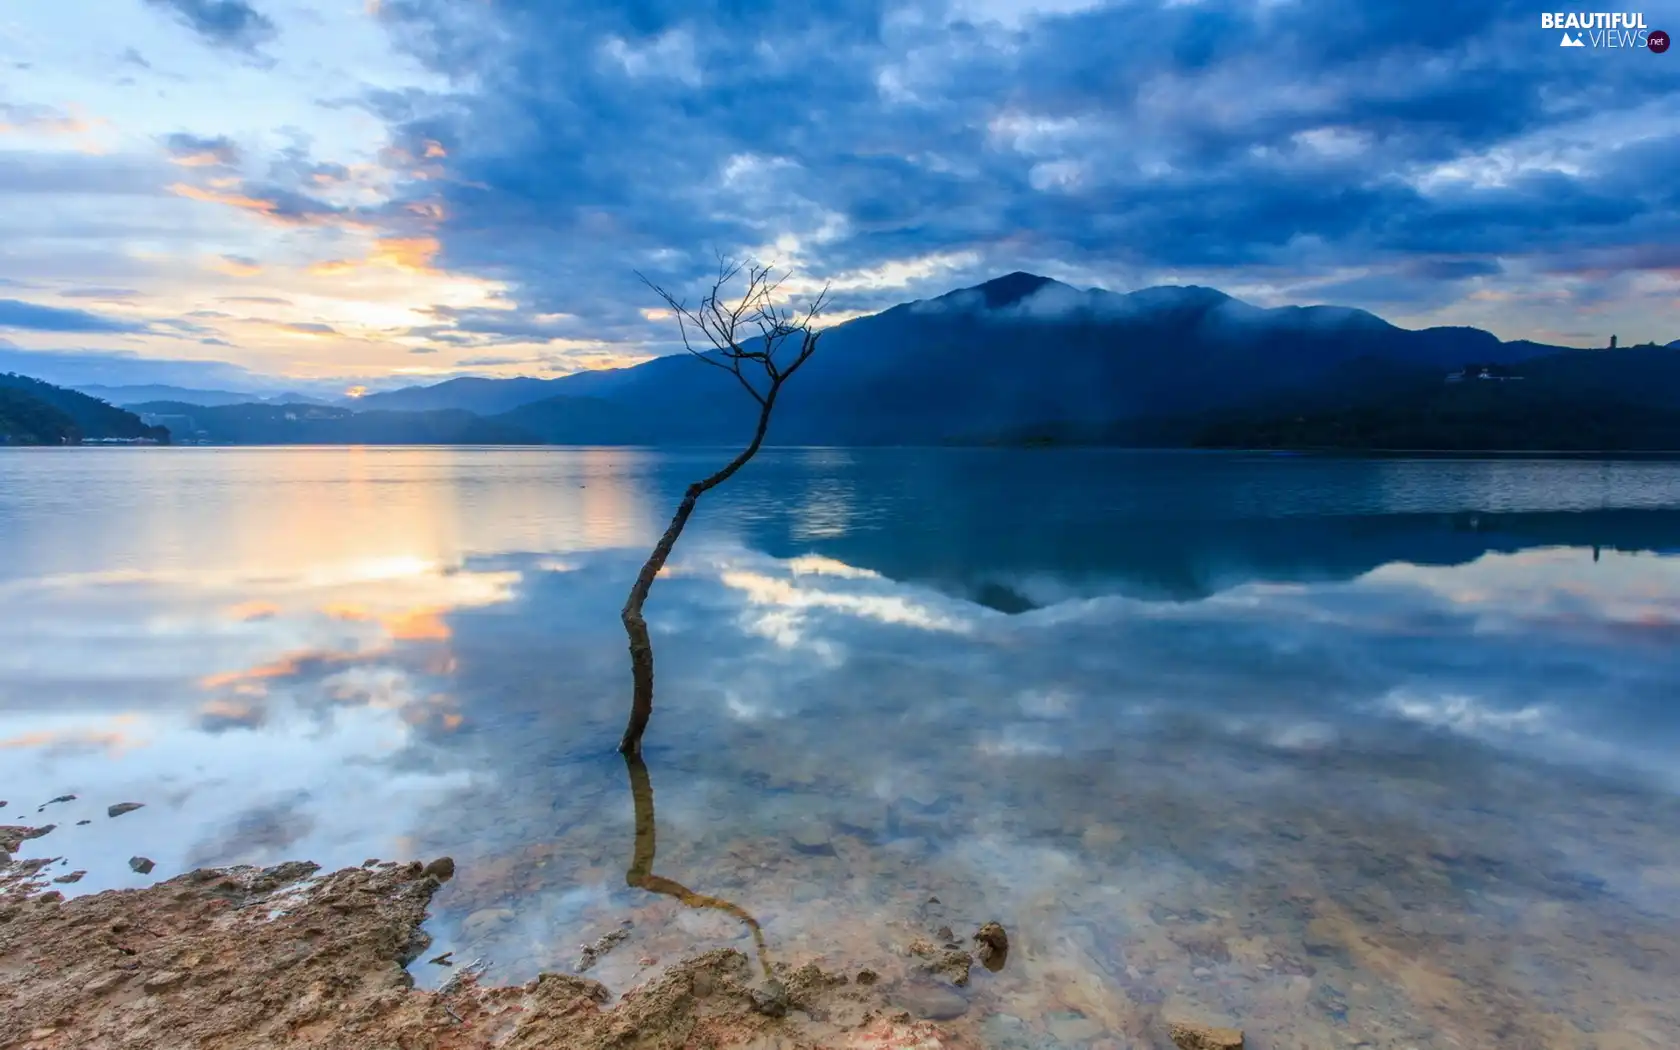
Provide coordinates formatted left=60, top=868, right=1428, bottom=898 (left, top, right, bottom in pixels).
left=0, top=346, right=268, bottom=388
left=0, top=299, right=146, bottom=334
left=163, top=132, right=243, bottom=168
left=143, top=0, right=278, bottom=53
left=345, top=0, right=1680, bottom=350
left=0, top=102, right=90, bottom=136
left=59, top=287, right=145, bottom=300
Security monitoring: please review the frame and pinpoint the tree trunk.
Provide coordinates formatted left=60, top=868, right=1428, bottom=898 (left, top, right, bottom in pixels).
left=616, top=387, right=780, bottom=757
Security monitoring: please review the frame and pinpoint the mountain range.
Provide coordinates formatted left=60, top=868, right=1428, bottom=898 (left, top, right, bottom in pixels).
left=0, top=373, right=170, bottom=445
left=17, top=273, right=1680, bottom=450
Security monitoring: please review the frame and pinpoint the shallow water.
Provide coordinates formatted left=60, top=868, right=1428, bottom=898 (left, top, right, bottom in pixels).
left=3, top=446, right=1680, bottom=1049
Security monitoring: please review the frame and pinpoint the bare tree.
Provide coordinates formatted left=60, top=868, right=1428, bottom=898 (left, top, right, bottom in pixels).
left=618, top=259, right=829, bottom=757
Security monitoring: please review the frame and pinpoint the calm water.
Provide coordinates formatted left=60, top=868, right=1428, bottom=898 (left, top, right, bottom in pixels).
left=3, top=447, right=1680, bottom=1049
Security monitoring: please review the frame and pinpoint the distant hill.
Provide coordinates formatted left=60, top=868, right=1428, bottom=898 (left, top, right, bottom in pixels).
left=82, top=384, right=263, bottom=408
left=490, top=394, right=652, bottom=444
left=0, top=373, right=170, bottom=443
left=1188, top=346, right=1680, bottom=452
left=0, top=386, right=79, bottom=444
left=126, top=400, right=535, bottom=445
left=349, top=273, right=1574, bottom=445
left=352, top=376, right=565, bottom=415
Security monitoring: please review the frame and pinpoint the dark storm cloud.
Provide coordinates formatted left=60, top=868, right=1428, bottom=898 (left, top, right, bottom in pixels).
left=143, top=0, right=278, bottom=53
left=362, top=0, right=1680, bottom=339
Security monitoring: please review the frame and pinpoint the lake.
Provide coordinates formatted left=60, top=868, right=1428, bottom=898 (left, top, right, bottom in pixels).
left=3, top=446, right=1679, bottom=1049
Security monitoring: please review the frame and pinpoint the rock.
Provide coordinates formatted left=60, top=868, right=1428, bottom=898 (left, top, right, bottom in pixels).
left=576, top=924, right=630, bottom=971
left=750, top=978, right=789, bottom=1017
left=1302, top=917, right=1343, bottom=956
left=24, top=825, right=55, bottom=840
left=428, top=952, right=454, bottom=966
left=362, top=858, right=379, bottom=867
left=43, top=795, right=76, bottom=807
left=1192, top=966, right=1212, bottom=978
left=934, top=925, right=954, bottom=942
left=129, top=856, right=156, bottom=875
left=461, top=907, right=514, bottom=940
left=893, top=981, right=968, bottom=1021
left=107, top=803, right=145, bottom=819
left=76, top=820, right=91, bottom=826
left=53, top=871, right=86, bottom=885
left=917, top=948, right=971, bottom=987
left=143, top=970, right=188, bottom=993
left=855, top=968, right=879, bottom=985
left=1168, top=1019, right=1244, bottom=1049
left=83, top=972, right=128, bottom=995
left=790, top=826, right=835, bottom=856
left=420, top=856, right=455, bottom=880
left=1047, top=1011, right=1104, bottom=1043
left=975, top=921, right=1010, bottom=970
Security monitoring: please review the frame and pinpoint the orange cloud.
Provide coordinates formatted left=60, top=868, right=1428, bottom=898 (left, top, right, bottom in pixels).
left=370, top=236, right=441, bottom=274
left=382, top=607, right=452, bottom=641
left=172, top=151, right=231, bottom=168
left=322, top=602, right=373, bottom=621
left=224, top=600, right=281, bottom=621
left=208, top=254, right=263, bottom=277
left=307, top=259, right=358, bottom=277
left=172, top=182, right=282, bottom=217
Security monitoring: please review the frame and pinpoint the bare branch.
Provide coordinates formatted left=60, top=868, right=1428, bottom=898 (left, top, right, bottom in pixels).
left=619, top=257, right=829, bottom=756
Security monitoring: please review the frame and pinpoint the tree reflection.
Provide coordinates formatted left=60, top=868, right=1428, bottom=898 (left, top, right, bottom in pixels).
left=622, top=753, right=774, bottom=981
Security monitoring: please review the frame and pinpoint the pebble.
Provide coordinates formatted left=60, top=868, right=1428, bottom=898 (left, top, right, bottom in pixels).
left=129, top=856, right=156, bottom=875
left=1193, top=966, right=1213, bottom=978
left=1048, top=1011, right=1105, bottom=1042
left=1167, top=1019, right=1245, bottom=1050
left=461, top=908, right=514, bottom=940
left=893, top=981, right=968, bottom=1020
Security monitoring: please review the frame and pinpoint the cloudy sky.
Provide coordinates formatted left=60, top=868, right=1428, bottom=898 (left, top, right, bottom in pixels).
left=1, top=0, right=1676, bottom=391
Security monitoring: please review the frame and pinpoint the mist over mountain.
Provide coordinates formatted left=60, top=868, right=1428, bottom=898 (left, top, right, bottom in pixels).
left=454, top=273, right=1577, bottom=446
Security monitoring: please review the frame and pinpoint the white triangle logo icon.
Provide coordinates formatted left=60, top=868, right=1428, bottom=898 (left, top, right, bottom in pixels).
left=1560, top=31, right=1586, bottom=46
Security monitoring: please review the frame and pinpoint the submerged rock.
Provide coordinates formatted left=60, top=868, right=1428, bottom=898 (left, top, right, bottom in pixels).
left=1168, top=1018, right=1245, bottom=1049
left=893, top=981, right=968, bottom=1020
left=918, top=948, right=972, bottom=987
left=107, top=803, right=145, bottom=819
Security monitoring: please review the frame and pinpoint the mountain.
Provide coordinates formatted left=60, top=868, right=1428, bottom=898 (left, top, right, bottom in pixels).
left=0, top=373, right=170, bottom=443
left=0, top=386, right=79, bottom=445
left=352, top=376, right=565, bottom=415
left=1188, top=346, right=1680, bottom=451
left=481, top=273, right=1570, bottom=446
left=354, top=274, right=1569, bottom=433
left=82, top=384, right=263, bottom=408
left=125, top=400, right=535, bottom=445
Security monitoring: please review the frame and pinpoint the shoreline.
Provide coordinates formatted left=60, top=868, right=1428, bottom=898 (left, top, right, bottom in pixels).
left=0, top=822, right=1243, bottom=1050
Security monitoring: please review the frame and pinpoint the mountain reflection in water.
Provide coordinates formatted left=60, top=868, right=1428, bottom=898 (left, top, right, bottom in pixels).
left=2, top=447, right=1679, bottom=1048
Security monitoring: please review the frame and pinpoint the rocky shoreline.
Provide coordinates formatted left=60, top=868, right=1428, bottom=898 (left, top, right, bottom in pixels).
left=1, top=823, right=1242, bottom=1049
